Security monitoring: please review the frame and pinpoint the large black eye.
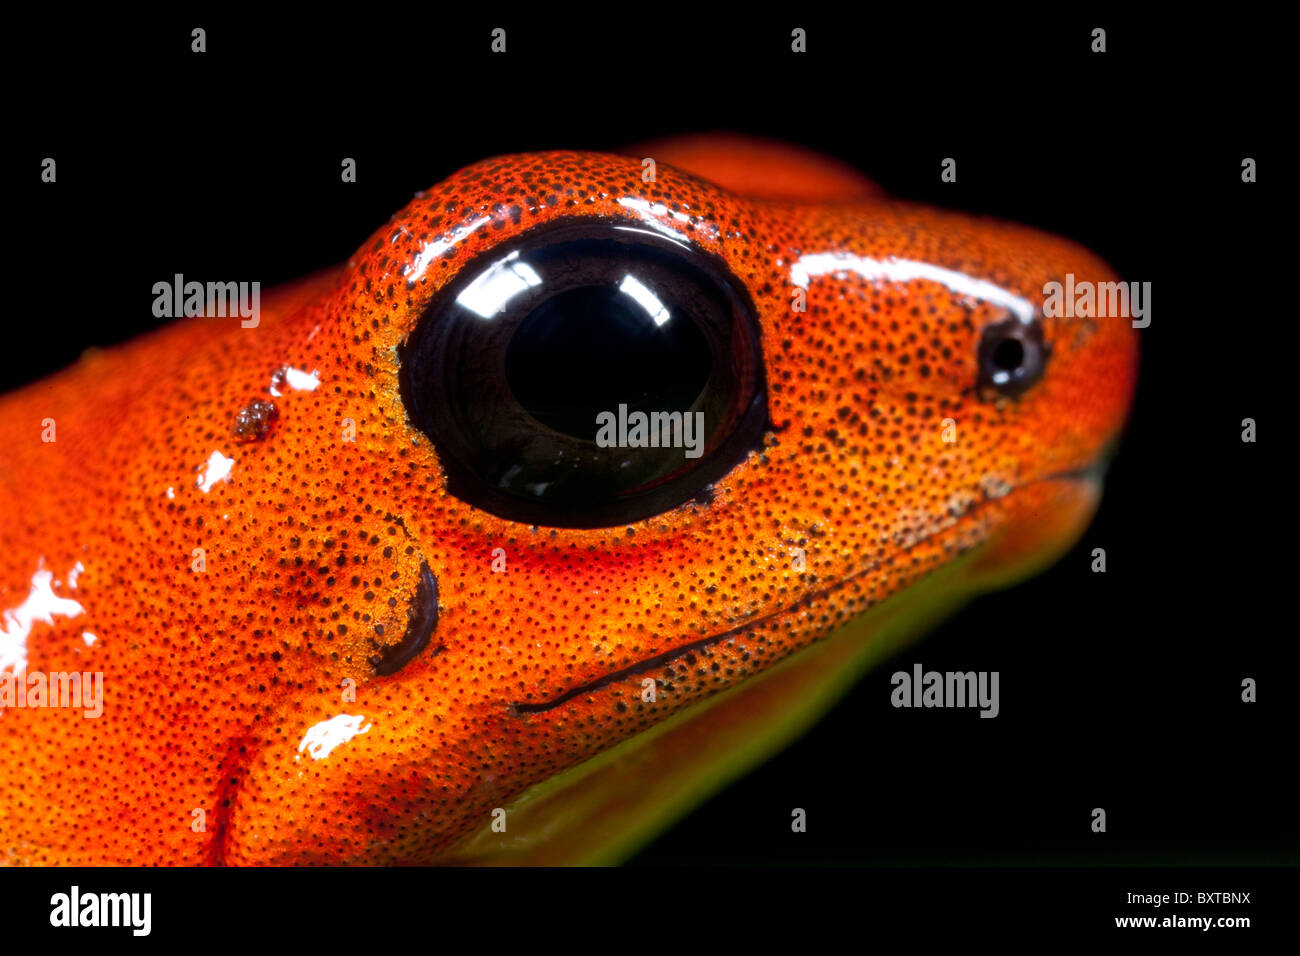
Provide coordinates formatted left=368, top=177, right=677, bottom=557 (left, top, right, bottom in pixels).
left=977, top=314, right=1049, bottom=398
left=399, top=220, right=769, bottom=528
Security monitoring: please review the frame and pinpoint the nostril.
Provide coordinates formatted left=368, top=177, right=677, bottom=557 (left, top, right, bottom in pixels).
left=991, top=338, right=1024, bottom=372
left=371, top=562, right=441, bottom=676
left=977, top=315, right=1048, bottom=398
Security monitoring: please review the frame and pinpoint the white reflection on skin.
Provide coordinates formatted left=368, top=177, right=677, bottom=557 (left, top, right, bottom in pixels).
left=404, top=215, right=493, bottom=286
left=282, top=367, right=320, bottom=391
left=0, top=563, right=87, bottom=677
left=612, top=225, right=692, bottom=251
left=269, top=367, right=320, bottom=396
left=615, top=198, right=691, bottom=241
left=197, top=450, right=235, bottom=493
left=789, top=252, right=1037, bottom=324
left=297, top=713, right=373, bottom=761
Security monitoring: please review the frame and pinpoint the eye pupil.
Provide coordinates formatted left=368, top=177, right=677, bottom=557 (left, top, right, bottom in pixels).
left=505, top=285, right=711, bottom=441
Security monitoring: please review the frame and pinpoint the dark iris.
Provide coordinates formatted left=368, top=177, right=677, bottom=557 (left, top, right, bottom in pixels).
left=399, top=219, right=768, bottom=528
left=977, top=315, right=1048, bottom=398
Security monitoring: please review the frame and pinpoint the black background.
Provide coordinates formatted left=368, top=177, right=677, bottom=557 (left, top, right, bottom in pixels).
left=9, top=10, right=1292, bottom=876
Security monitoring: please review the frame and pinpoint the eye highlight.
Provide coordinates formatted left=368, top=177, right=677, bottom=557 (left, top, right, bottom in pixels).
left=399, top=219, right=769, bottom=528
left=977, top=314, right=1049, bottom=398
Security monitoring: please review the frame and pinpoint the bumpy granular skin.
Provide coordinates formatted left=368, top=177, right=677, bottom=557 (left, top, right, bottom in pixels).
left=0, top=138, right=1137, bottom=864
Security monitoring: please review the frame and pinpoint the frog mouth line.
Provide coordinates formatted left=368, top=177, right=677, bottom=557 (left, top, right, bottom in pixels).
left=508, top=455, right=1110, bottom=716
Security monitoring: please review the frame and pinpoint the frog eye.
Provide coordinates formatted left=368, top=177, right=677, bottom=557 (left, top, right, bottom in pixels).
left=976, top=314, right=1049, bottom=398
left=399, top=220, right=769, bottom=528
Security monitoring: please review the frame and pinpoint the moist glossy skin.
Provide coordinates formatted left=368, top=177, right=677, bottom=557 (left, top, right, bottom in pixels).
left=0, top=139, right=1137, bottom=864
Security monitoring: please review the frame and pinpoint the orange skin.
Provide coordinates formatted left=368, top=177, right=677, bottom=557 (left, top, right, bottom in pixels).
left=0, top=137, right=1136, bottom=865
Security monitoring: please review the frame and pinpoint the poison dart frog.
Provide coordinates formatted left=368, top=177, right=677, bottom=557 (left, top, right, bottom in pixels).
left=0, top=136, right=1137, bottom=864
